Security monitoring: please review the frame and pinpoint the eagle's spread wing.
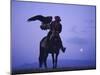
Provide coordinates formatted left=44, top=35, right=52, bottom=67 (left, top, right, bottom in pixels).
left=27, top=15, right=45, bottom=22
left=27, top=15, right=52, bottom=24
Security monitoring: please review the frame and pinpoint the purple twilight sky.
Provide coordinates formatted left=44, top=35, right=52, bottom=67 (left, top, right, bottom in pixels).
left=11, top=1, right=96, bottom=67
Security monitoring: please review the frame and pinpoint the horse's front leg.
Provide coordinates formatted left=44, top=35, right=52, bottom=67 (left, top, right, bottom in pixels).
left=55, top=53, right=59, bottom=68
left=52, top=53, right=55, bottom=68
left=44, top=53, right=48, bottom=68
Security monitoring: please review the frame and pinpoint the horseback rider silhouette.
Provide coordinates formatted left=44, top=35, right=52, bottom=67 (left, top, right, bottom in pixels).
left=47, top=16, right=66, bottom=52
left=28, top=15, right=66, bottom=68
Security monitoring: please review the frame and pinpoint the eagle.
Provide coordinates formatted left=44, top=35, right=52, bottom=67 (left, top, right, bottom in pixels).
left=27, top=15, right=52, bottom=30
left=28, top=15, right=52, bottom=24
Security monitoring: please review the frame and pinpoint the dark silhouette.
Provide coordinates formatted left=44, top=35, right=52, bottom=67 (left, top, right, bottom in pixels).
left=28, top=15, right=52, bottom=30
left=28, top=15, right=66, bottom=69
left=47, top=16, right=66, bottom=52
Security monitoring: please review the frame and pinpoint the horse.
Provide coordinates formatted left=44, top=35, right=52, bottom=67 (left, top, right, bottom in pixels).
left=27, top=15, right=65, bottom=68
left=39, top=26, right=65, bottom=69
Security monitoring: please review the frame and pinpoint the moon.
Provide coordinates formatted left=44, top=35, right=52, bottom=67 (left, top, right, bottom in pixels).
left=80, top=48, right=83, bottom=52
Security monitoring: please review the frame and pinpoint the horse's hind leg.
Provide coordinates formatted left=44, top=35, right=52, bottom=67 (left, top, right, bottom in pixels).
left=39, top=46, right=44, bottom=68
left=39, top=54, right=43, bottom=68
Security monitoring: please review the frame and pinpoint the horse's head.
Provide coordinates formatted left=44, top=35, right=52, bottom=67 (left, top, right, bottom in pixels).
left=40, top=16, right=52, bottom=30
